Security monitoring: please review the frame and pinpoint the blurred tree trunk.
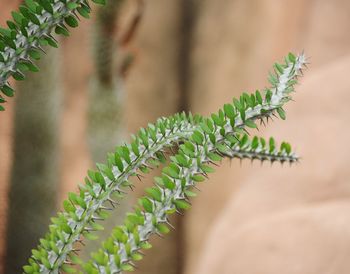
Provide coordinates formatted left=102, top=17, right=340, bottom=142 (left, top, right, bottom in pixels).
left=87, top=0, right=125, bottom=163
left=4, top=47, right=61, bottom=273
left=176, top=0, right=198, bottom=273
left=83, top=0, right=131, bottom=259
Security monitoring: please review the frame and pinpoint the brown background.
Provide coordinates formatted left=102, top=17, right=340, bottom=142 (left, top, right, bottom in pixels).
left=1, top=0, right=350, bottom=273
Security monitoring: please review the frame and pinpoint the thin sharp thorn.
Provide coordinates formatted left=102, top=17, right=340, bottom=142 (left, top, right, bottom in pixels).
left=114, top=188, right=127, bottom=195
left=72, top=250, right=79, bottom=255
left=72, top=11, right=81, bottom=20
left=107, top=198, right=116, bottom=208
left=156, top=232, right=164, bottom=238
left=193, top=185, right=201, bottom=191
left=176, top=209, right=184, bottom=215
left=166, top=221, right=175, bottom=230
left=100, top=206, right=113, bottom=211
left=209, top=160, right=219, bottom=167
left=77, top=239, right=85, bottom=246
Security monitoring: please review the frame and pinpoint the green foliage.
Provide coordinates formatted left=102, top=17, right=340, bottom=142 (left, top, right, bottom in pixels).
left=0, top=0, right=106, bottom=111
left=17, top=52, right=307, bottom=273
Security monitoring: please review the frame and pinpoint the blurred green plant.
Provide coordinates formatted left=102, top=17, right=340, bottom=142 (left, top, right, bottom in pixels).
left=0, top=1, right=307, bottom=273
left=5, top=45, right=61, bottom=274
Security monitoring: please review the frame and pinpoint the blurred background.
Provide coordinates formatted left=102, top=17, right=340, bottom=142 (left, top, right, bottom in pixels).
left=1, top=0, right=350, bottom=273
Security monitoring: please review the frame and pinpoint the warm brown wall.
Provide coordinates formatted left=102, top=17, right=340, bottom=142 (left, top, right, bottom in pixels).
left=1, top=0, right=350, bottom=273
left=194, top=1, right=350, bottom=273
left=184, top=1, right=308, bottom=272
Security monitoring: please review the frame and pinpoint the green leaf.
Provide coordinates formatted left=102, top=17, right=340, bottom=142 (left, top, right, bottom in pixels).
left=140, top=242, right=152, bottom=249
left=269, top=137, right=276, bottom=152
left=85, top=232, right=98, bottom=241
left=175, top=154, right=189, bottom=167
left=92, top=0, right=107, bottom=5
left=67, top=2, right=79, bottom=10
left=12, top=11, right=24, bottom=25
left=39, top=0, right=54, bottom=13
left=114, top=153, right=124, bottom=172
left=55, top=25, right=69, bottom=37
left=146, top=187, right=162, bottom=202
left=173, top=199, right=191, bottom=210
left=251, top=136, right=259, bottom=149
left=65, top=15, right=79, bottom=28
left=191, top=174, right=205, bottom=182
left=288, top=52, right=296, bottom=63
left=163, top=165, right=179, bottom=179
left=240, top=134, right=249, bottom=147
left=162, top=175, right=175, bottom=190
left=139, top=197, right=153, bottom=213
left=200, top=164, right=215, bottom=173
left=223, top=103, right=235, bottom=119
left=28, top=49, right=41, bottom=60
left=1, top=85, right=14, bottom=97
left=95, top=172, right=106, bottom=189
left=192, top=130, right=204, bottom=145
left=207, top=152, right=222, bottom=162
left=121, top=264, right=134, bottom=271
left=77, top=6, right=91, bottom=19
left=157, top=223, right=170, bottom=234
left=265, top=89, right=272, bottom=103
left=274, top=62, right=284, bottom=74
left=255, top=90, right=262, bottom=104
left=61, top=265, right=76, bottom=273
left=132, top=252, right=143, bottom=261
left=63, top=200, right=75, bottom=213
left=23, top=265, right=34, bottom=273
left=245, top=119, right=257, bottom=129
left=277, top=107, right=286, bottom=120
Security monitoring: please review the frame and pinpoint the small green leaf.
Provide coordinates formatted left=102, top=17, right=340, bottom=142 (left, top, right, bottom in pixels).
left=140, top=241, right=152, bottom=249
left=139, top=197, right=153, bottom=213
left=288, top=52, right=296, bottom=63
left=274, top=62, right=284, bottom=74
left=63, top=200, right=75, bottom=213
left=157, top=223, right=170, bottom=234
left=55, top=25, right=69, bottom=36
left=245, top=119, right=257, bottom=128
left=191, top=174, right=205, bottom=182
left=92, top=0, right=107, bottom=5
left=146, top=187, right=162, bottom=202
left=255, top=90, right=262, bottom=104
left=1, top=85, right=14, bottom=97
left=65, top=15, right=79, bottom=28
left=162, top=175, right=175, bottom=190
left=277, top=107, right=286, bottom=120
left=67, top=2, right=79, bottom=10
left=207, top=152, right=222, bottom=162
left=192, top=130, right=204, bottom=145
left=173, top=199, right=191, bottom=210
left=200, top=164, right=215, bottom=173
left=114, top=153, right=124, bottom=172
left=223, top=103, right=235, bottom=119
